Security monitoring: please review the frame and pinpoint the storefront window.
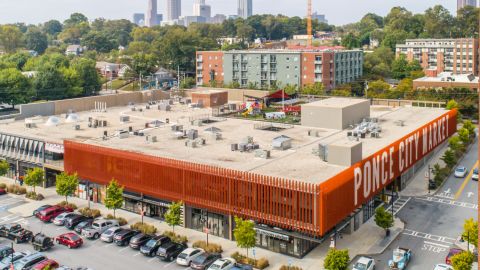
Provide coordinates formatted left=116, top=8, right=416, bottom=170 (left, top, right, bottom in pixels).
left=190, top=209, right=226, bottom=238
left=254, top=228, right=317, bottom=258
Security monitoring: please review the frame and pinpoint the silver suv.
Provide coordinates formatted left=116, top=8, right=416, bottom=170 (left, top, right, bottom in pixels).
left=82, top=219, right=119, bottom=239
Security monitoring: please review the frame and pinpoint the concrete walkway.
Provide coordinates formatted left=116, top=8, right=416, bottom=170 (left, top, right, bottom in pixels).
left=0, top=176, right=403, bottom=269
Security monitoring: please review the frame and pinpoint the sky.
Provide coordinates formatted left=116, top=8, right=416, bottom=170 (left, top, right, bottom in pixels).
left=0, top=0, right=456, bottom=26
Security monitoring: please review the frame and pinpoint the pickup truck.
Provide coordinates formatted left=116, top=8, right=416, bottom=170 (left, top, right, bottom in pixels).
left=82, top=219, right=119, bottom=239
left=0, top=223, right=32, bottom=243
left=388, top=247, right=412, bottom=270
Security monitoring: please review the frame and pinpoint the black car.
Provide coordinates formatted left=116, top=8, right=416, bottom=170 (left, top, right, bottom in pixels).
left=129, top=233, right=154, bottom=250
left=65, top=215, right=92, bottom=230
left=0, top=223, right=22, bottom=237
left=190, top=253, right=222, bottom=270
left=0, top=245, right=14, bottom=260
left=140, top=235, right=171, bottom=257
left=113, top=229, right=140, bottom=246
left=74, top=220, right=94, bottom=234
left=156, top=242, right=187, bottom=262
left=231, top=263, right=254, bottom=270
left=32, top=205, right=51, bottom=216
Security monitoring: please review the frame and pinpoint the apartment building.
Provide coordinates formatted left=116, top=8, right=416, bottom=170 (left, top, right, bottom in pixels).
left=395, top=38, right=479, bottom=75
left=196, top=49, right=363, bottom=90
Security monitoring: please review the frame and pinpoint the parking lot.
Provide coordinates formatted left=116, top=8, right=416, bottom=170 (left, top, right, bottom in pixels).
left=0, top=195, right=191, bottom=270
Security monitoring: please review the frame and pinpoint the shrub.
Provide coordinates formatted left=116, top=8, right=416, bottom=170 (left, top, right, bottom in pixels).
left=6, top=184, right=27, bottom=195
left=163, top=231, right=188, bottom=244
left=0, top=183, right=6, bottom=189
left=57, top=201, right=78, bottom=210
left=192, top=240, right=223, bottom=253
left=130, top=222, right=157, bottom=235
left=280, top=266, right=302, bottom=270
left=25, top=191, right=44, bottom=200
left=78, top=207, right=101, bottom=218
left=106, top=214, right=128, bottom=226
left=230, top=252, right=269, bottom=269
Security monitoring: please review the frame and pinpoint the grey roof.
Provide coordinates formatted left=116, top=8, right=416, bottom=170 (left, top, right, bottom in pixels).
left=273, top=135, right=291, bottom=142
left=204, top=127, right=222, bottom=133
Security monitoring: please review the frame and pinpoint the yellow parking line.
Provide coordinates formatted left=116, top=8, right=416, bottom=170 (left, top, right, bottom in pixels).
left=454, top=160, right=479, bottom=200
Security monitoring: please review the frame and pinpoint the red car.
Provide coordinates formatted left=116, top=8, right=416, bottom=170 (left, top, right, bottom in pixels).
left=445, top=248, right=463, bottom=265
left=0, top=188, right=6, bottom=195
left=36, top=206, right=72, bottom=222
left=55, top=232, right=83, bottom=249
left=32, top=259, right=59, bottom=270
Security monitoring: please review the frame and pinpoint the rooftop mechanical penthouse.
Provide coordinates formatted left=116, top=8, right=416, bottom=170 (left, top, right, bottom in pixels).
left=0, top=91, right=456, bottom=257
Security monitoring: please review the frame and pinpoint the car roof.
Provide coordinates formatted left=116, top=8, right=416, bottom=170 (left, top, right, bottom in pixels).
left=61, top=232, right=77, bottom=237
left=456, top=166, right=466, bottom=170
left=357, top=256, right=373, bottom=264
left=182, top=247, right=198, bottom=254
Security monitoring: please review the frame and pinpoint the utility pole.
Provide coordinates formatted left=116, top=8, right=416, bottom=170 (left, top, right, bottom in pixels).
left=177, top=65, right=181, bottom=90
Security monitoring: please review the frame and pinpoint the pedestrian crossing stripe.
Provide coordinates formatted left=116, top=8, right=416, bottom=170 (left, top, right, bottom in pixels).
left=416, top=196, right=478, bottom=210
left=403, top=229, right=456, bottom=244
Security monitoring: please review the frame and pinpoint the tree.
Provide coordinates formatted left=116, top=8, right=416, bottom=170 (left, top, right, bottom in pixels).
left=441, top=149, right=457, bottom=169
left=448, top=136, right=463, bottom=154
left=33, top=65, right=69, bottom=100
left=0, top=160, right=8, bottom=176
left=164, top=201, right=183, bottom=232
left=43, top=20, right=63, bottom=37
left=462, top=121, right=475, bottom=138
left=25, top=28, right=48, bottom=54
left=0, top=25, right=24, bottom=53
left=81, top=31, right=116, bottom=53
left=71, top=58, right=101, bottom=96
left=180, top=77, right=196, bottom=89
left=64, top=13, right=88, bottom=28
left=423, top=5, right=454, bottom=39
left=233, top=217, right=256, bottom=259
left=24, top=167, right=45, bottom=193
left=451, top=251, right=474, bottom=270
left=457, top=128, right=470, bottom=145
left=104, top=179, right=124, bottom=218
left=302, top=83, right=325, bottom=95
left=391, top=54, right=409, bottom=80
left=55, top=172, right=79, bottom=203
left=324, top=248, right=350, bottom=270
left=0, top=68, right=32, bottom=108
left=374, top=206, right=394, bottom=236
left=341, top=33, right=360, bottom=49
left=462, top=218, right=478, bottom=248
left=446, top=100, right=459, bottom=110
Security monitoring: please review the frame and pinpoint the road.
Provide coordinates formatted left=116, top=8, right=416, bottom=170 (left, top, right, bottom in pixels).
left=372, top=139, right=478, bottom=269
left=0, top=197, right=188, bottom=270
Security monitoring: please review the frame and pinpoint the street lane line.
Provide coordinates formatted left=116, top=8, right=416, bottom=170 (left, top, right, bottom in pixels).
left=454, top=160, right=478, bottom=200
left=416, top=196, right=478, bottom=210
left=424, top=241, right=450, bottom=248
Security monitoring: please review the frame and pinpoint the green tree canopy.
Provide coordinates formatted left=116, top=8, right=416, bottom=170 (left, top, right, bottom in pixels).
left=324, top=248, right=350, bottom=270
left=43, top=20, right=63, bottom=37
left=55, top=172, right=79, bottom=203
left=233, top=217, right=256, bottom=259
left=374, top=206, right=394, bottom=235
left=462, top=218, right=478, bottom=248
left=0, top=160, right=8, bottom=176
left=164, top=201, right=183, bottom=232
left=451, top=251, right=474, bottom=270
left=0, top=68, right=32, bottom=107
left=25, top=28, right=48, bottom=54
left=0, top=25, right=24, bottom=53
left=24, top=167, right=45, bottom=193
left=104, top=179, right=124, bottom=218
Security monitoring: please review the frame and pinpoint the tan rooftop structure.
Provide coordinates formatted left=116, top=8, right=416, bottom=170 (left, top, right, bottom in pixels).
left=191, top=89, right=228, bottom=108
left=0, top=98, right=449, bottom=183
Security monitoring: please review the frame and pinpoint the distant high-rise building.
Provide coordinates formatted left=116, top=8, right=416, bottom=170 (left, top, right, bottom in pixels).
left=193, top=0, right=205, bottom=16
left=133, top=13, right=145, bottom=26
left=166, top=0, right=182, bottom=21
left=312, top=12, right=328, bottom=24
left=457, top=0, right=477, bottom=10
left=146, top=0, right=158, bottom=27
left=193, top=0, right=211, bottom=21
left=211, top=14, right=227, bottom=24
left=237, top=0, right=252, bottom=19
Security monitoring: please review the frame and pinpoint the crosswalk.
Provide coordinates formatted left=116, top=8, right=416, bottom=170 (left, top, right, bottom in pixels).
left=416, top=196, right=478, bottom=210
left=385, top=196, right=411, bottom=215
left=0, top=214, right=28, bottom=226
left=403, top=229, right=456, bottom=245
left=0, top=196, right=24, bottom=211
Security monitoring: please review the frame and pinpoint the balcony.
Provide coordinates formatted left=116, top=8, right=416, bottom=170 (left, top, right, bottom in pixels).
left=197, top=65, right=203, bottom=70
left=241, top=59, right=248, bottom=64
left=241, top=66, right=248, bottom=71
left=314, top=69, right=322, bottom=73
left=270, top=68, right=277, bottom=72
left=261, top=58, right=268, bottom=63
left=197, top=73, right=203, bottom=77
left=270, top=58, right=277, bottom=63
left=196, top=57, right=203, bottom=62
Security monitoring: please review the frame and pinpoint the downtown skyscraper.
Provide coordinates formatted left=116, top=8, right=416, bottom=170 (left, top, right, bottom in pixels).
left=237, top=0, right=252, bottom=19
left=145, top=0, right=157, bottom=27
left=457, top=0, right=477, bottom=10
left=166, top=0, right=182, bottom=21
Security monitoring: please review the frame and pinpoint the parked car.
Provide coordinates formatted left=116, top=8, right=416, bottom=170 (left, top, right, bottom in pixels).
left=100, top=227, right=123, bottom=243
left=0, top=189, right=6, bottom=196
left=0, top=251, right=31, bottom=270
left=434, top=264, right=453, bottom=270
left=176, top=248, right=205, bottom=266
left=12, top=253, right=47, bottom=270
left=0, top=223, right=22, bottom=237
left=74, top=220, right=93, bottom=234
left=55, top=232, right=83, bottom=249
left=388, top=247, right=411, bottom=270
left=445, top=248, right=463, bottom=265
left=140, top=235, right=171, bottom=257
left=113, top=229, right=140, bottom=246
left=231, top=263, right=253, bottom=270
left=64, top=215, right=91, bottom=230
left=32, top=259, right=59, bottom=270
left=0, top=245, right=14, bottom=261
left=53, top=212, right=76, bottom=226
left=32, top=205, right=51, bottom=216
left=454, top=166, right=468, bottom=178
left=82, top=219, right=119, bottom=239
left=472, top=168, right=478, bottom=181
left=129, top=233, right=154, bottom=250
left=353, top=256, right=375, bottom=270
left=31, top=233, right=54, bottom=252
left=8, top=228, right=33, bottom=244
left=207, top=258, right=236, bottom=270
left=190, top=253, right=222, bottom=270
left=157, top=242, right=188, bottom=262
left=36, top=206, right=72, bottom=223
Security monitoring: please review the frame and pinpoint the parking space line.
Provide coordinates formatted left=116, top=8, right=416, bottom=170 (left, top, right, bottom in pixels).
left=103, top=243, right=114, bottom=248
left=454, top=160, right=478, bottom=200
left=147, top=257, right=156, bottom=262
left=118, top=246, right=129, bottom=252
left=164, top=261, right=175, bottom=268
left=424, top=241, right=450, bottom=248
left=133, top=252, right=141, bottom=257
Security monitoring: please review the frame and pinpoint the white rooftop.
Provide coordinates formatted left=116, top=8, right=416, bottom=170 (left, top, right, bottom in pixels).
left=414, top=72, right=478, bottom=84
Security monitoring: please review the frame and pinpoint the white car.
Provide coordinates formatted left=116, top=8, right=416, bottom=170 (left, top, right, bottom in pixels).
left=434, top=264, right=453, bottom=270
left=176, top=247, right=204, bottom=266
left=53, top=212, right=76, bottom=226
left=472, top=168, right=478, bottom=181
left=454, top=166, right=467, bottom=178
left=207, top=258, right=236, bottom=270
left=352, top=256, right=375, bottom=270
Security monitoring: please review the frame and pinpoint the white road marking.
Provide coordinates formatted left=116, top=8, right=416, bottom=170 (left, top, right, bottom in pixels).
left=164, top=261, right=175, bottom=268
left=435, top=193, right=454, bottom=199
left=103, top=243, right=114, bottom=248
left=467, top=192, right=474, bottom=198
left=424, top=241, right=450, bottom=248
left=147, top=257, right=156, bottom=262
left=403, top=229, right=455, bottom=245
left=422, top=241, right=448, bottom=253
left=416, top=196, right=478, bottom=210
left=445, top=188, right=451, bottom=194
left=133, top=252, right=141, bottom=257
left=385, top=197, right=411, bottom=215
left=118, top=246, right=129, bottom=252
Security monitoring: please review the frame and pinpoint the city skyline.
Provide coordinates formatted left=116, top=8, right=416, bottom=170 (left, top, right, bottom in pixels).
left=0, top=0, right=456, bottom=26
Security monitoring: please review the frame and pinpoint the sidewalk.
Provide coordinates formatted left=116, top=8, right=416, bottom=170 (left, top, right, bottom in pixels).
left=0, top=176, right=403, bottom=269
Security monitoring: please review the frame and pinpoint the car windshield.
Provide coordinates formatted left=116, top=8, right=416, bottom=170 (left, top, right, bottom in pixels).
left=145, top=239, right=157, bottom=248
left=456, top=167, right=465, bottom=172
left=69, top=234, right=80, bottom=241
left=209, top=264, right=222, bottom=270
left=353, top=262, right=367, bottom=270
left=192, top=254, right=207, bottom=263
left=393, top=250, right=404, bottom=257
left=474, top=169, right=478, bottom=174
left=104, top=229, right=115, bottom=236
left=177, top=253, right=188, bottom=259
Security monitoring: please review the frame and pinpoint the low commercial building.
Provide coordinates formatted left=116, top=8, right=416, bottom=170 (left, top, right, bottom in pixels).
left=412, top=72, right=479, bottom=90
left=396, top=38, right=478, bottom=75
left=0, top=95, right=456, bottom=258
left=196, top=48, right=363, bottom=90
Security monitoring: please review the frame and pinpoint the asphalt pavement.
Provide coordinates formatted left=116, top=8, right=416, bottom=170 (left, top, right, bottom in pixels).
left=0, top=196, right=189, bottom=270
left=371, top=139, right=478, bottom=269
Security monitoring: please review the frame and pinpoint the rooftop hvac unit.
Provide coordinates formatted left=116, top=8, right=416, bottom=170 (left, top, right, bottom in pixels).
left=319, top=144, right=328, bottom=162
left=255, top=149, right=270, bottom=159
left=74, top=125, right=80, bottom=130
left=118, top=130, right=129, bottom=139
left=171, top=125, right=183, bottom=132
left=241, top=136, right=254, bottom=145
left=185, top=140, right=197, bottom=148
left=146, top=135, right=157, bottom=143
left=25, top=123, right=36, bottom=128
left=231, top=143, right=238, bottom=151
left=120, top=115, right=130, bottom=122
left=146, top=105, right=150, bottom=110
left=308, top=130, right=319, bottom=137
left=128, top=126, right=133, bottom=132
left=187, top=129, right=198, bottom=140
